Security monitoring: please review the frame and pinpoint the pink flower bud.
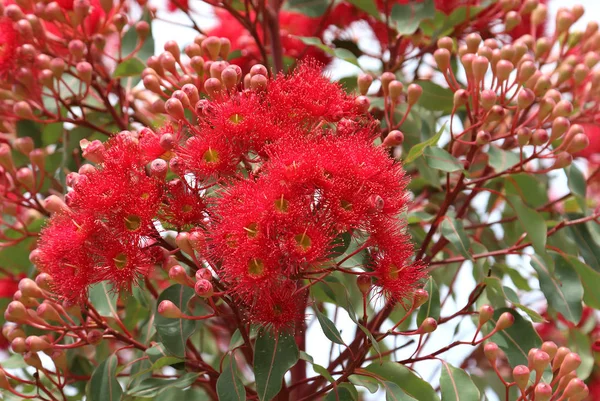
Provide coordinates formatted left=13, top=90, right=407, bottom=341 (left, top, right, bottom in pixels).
left=495, top=60, right=514, bottom=82
left=512, top=365, right=529, bottom=390
left=472, top=56, right=488, bottom=82
left=80, top=139, right=105, bottom=163
left=566, top=133, right=589, bottom=154
left=250, top=64, right=268, bottom=77
left=552, top=100, right=573, bottom=118
left=495, top=312, right=514, bottom=331
left=13, top=137, right=34, bottom=155
left=530, top=129, right=548, bottom=146
left=551, top=152, right=573, bottom=170
left=219, top=37, right=231, bottom=59
left=16, top=167, right=35, bottom=189
left=0, top=143, right=14, bottom=171
left=379, top=72, right=395, bottom=96
left=202, top=36, right=221, bottom=60
left=434, top=48, right=451, bottom=72
left=465, top=33, right=481, bottom=53
left=37, top=302, right=61, bottom=323
left=194, top=279, right=213, bottom=298
left=13, top=101, right=34, bottom=120
left=478, top=305, right=494, bottom=326
left=150, top=159, right=168, bottom=180
left=158, top=300, right=183, bottom=319
left=43, top=195, right=69, bottom=214
left=143, top=75, right=163, bottom=94
left=437, top=37, right=454, bottom=51
left=23, top=351, right=43, bottom=369
left=172, top=90, right=191, bottom=109
left=475, top=130, right=491, bottom=146
left=541, top=341, right=557, bottom=360
left=517, top=88, right=535, bottom=109
left=389, top=80, right=403, bottom=100
left=25, top=335, right=51, bottom=352
left=357, top=74, right=373, bottom=95
left=355, top=96, right=370, bottom=113
left=35, top=273, right=52, bottom=291
left=558, top=352, right=581, bottom=378
left=18, top=279, right=43, bottom=299
left=382, top=130, right=404, bottom=147
left=407, top=84, right=422, bottom=106
left=165, top=98, right=186, bottom=120
left=181, top=84, right=200, bottom=106
left=453, top=89, right=469, bottom=108
left=68, top=39, right=86, bottom=60
left=189, top=230, right=206, bottom=252
left=534, top=383, right=552, bottom=401
left=5, top=301, right=28, bottom=323
left=356, top=274, right=372, bottom=295
left=86, top=329, right=103, bottom=345
left=195, top=268, right=212, bottom=282
left=176, top=232, right=194, bottom=256
left=412, top=289, right=429, bottom=308
left=484, top=342, right=500, bottom=363
left=159, top=52, right=177, bottom=76
left=419, top=317, right=437, bottom=333
left=11, top=337, right=27, bottom=353
left=480, top=89, right=497, bottom=110
left=563, top=378, right=586, bottom=398
left=250, top=74, right=268, bottom=91
left=163, top=40, right=180, bottom=62
left=221, top=67, right=239, bottom=90
left=204, top=77, right=222, bottom=97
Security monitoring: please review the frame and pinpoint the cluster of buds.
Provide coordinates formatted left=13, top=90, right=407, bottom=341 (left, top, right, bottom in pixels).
left=485, top=340, right=589, bottom=400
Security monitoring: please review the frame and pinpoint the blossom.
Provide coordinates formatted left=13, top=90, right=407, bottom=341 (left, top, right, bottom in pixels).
left=0, top=16, right=18, bottom=78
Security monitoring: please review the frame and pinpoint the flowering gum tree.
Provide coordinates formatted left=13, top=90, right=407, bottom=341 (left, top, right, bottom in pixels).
left=1, top=0, right=600, bottom=400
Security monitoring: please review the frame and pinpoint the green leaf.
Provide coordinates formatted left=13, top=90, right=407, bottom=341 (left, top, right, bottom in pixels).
left=486, top=308, right=542, bottom=367
left=88, top=282, right=118, bottom=317
left=383, top=381, right=417, bottom=401
left=567, top=215, right=600, bottom=271
left=507, top=195, right=547, bottom=254
left=404, top=122, right=446, bottom=163
left=440, top=217, right=472, bottom=260
left=296, top=37, right=360, bottom=66
left=89, top=355, right=122, bottom=401
left=365, top=361, right=439, bottom=401
left=349, top=375, right=379, bottom=394
left=415, top=81, right=454, bottom=113
left=154, top=284, right=197, bottom=357
left=300, top=351, right=335, bottom=383
left=530, top=253, right=583, bottom=323
left=504, top=174, right=549, bottom=208
left=417, top=277, right=440, bottom=325
left=565, top=165, right=587, bottom=210
left=565, top=255, right=600, bottom=309
left=569, top=329, right=594, bottom=380
left=315, top=307, right=345, bottom=345
left=43, top=122, right=63, bottom=146
left=254, top=330, right=299, bottom=401
left=346, top=0, right=379, bottom=18
left=440, top=362, right=480, bottom=401
left=126, top=372, right=200, bottom=397
left=324, top=383, right=359, bottom=401
left=216, top=356, right=246, bottom=401
left=285, top=0, right=329, bottom=16
left=16, top=119, right=42, bottom=146
left=114, top=58, right=146, bottom=78
left=488, top=147, right=520, bottom=173
left=390, top=0, right=435, bottom=35
left=423, top=147, right=463, bottom=172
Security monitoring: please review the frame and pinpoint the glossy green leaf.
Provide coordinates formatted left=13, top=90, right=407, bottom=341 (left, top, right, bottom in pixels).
left=315, top=307, right=345, bottom=345
left=390, top=0, right=435, bottom=35
left=530, top=253, right=583, bottom=324
left=508, top=195, right=547, bottom=254
left=348, top=375, right=379, bottom=393
left=88, top=281, right=118, bottom=317
left=569, top=328, right=594, bottom=380
left=486, top=308, right=542, bottom=367
left=566, top=255, right=600, bottom=309
left=565, top=166, right=587, bottom=209
left=217, top=356, right=246, bottom=401
left=285, top=0, right=329, bottom=17
left=126, top=372, right=200, bottom=397
left=89, top=355, right=122, bottom=401
left=300, top=351, right=335, bottom=383
left=488, top=147, right=520, bottom=173
left=254, top=330, right=299, bottom=401
left=567, top=216, right=600, bottom=271
left=504, top=174, right=549, bottom=208
left=114, top=58, right=146, bottom=78
left=346, top=0, right=379, bottom=18
left=383, top=381, right=417, bottom=401
left=324, top=383, right=359, bottom=401
left=440, top=362, right=480, bottom=401
left=404, top=123, right=446, bottom=163
left=154, top=285, right=197, bottom=357
left=440, top=217, right=472, bottom=260
left=365, top=361, right=439, bottom=401
left=417, top=277, right=441, bottom=325
left=415, top=81, right=454, bottom=113
left=423, top=147, right=463, bottom=172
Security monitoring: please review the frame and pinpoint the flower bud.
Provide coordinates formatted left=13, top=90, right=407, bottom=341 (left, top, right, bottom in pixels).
left=76, top=61, right=92, bottom=85
left=11, top=337, right=27, bottom=353
left=541, top=341, right=557, bottom=360
left=517, top=61, right=536, bottom=83
left=250, top=74, right=268, bottom=91
left=550, top=117, right=570, bottom=141
left=165, top=98, right=186, bottom=120
left=407, top=84, right=422, bottom=106
left=164, top=40, right=180, bottom=62
left=478, top=305, right=494, bottom=326
left=537, top=97, right=555, bottom=122
left=357, top=74, right=373, bottom=95
left=534, top=383, right=552, bottom=401
left=25, top=335, right=51, bottom=352
left=0, top=143, right=14, bottom=172
left=566, top=133, right=589, bottom=154
left=412, top=289, right=429, bottom=308
left=13, top=101, right=34, bottom=120
left=250, top=64, right=268, bottom=77
left=86, top=329, right=103, bottom=345
left=517, top=88, right=535, bottom=109
left=495, top=312, right=514, bottom=331
left=80, top=139, right=105, bottom=164
left=23, top=351, right=43, bottom=369
left=18, top=279, right=43, bottom=299
left=480, top=89, right=497, bottom=110
left=168, top=265, right=191, bottom=287
left=158, top=300, right=183, bottom=319
left=531, top=129, right=549, bottom=146
left=37, top=302, right=61, bottom=323
left=219, top=38, right=231, bottom=59
left=382, top=130, right=404, bottom=147
left=5, top=325, right=25, bottom=342
left=190, top=56, right=205, bottom=76
left=495, top=60, right=514, bottom=82
left=419, top=317, right=437, bottom=333
left=176, top=232, right=194, bottom=256
left=16, top=167, right=35, bottom=189
left=531, top=4, right=547, bottom=27
left=50, top=349, right=68, bottom=372
left=437, top=36, right=453, bottom=51
left=13, top=137, right=34, bottom=155
left=44, top=195, right=69, bottom=215
left=563, top=378, right=586, bottom=398
left=195, top=268, right=212, bottom=282
left=194, top=279, right=214, bottom=298
left=512, top=365, right=529, bottom=390
left=484, top=342, right=500, bottom=364
left=379, top=72, right=396, bottom=96
left=505, top=11, right=521, bottom=32
left=472, top=56, right=488, bottom=82
left=532, top=350, right=550, bottom=376
left=68, top=39, right=86, bottom=60
left=143, top=75, right=163, bottom=94
left=551, top=152, right=572, bottom=170
left=453, top=89, right=469, bottom=108
left=558, top=352, right=581, bottom=378
left=434, top=48, right=451, bottom=72
left=475, top=130, right=491, bottom=145
left=221, top=67, right=239, bottom=90
left=389, top=80, right=403, bottom=100
left=202, top=37, right=221, bottom=60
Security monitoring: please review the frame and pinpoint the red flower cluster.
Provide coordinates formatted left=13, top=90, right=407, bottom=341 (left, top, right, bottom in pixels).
left=0, top=15, right=18, bottom=78
left=35, top=63, right=422, bottom=330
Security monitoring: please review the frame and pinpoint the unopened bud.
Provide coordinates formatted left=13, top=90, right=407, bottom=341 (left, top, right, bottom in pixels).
left=201, top=37, right=221, bottom=60
left=86, top=329, right=103, bottom=345
left=566, top=133, right=589, bottom=154
left=558, top=352, right=581, bottom=378
left=68, top=39, right=86, bottom=60
left=25, top=335, right=51, bottom=352
left=495, top=312, right=514, bottom=331
left=419, top=317, right=437, bottom=333
left=18, top=279, right=43, bottom=299
left=437, top=37, right=454, bottom=51
left=382, top=130, right=404, bottom=147
left=23, top=351, right=43, bottom=369
left=480, top=89, right=497, bottom=110
left=552, top=347, right=572, bottom=371
left=552, top=152, right=573, bottom=169
left=478, top=305, right=494, bottom=326
left=505, top=11, right=521, bottom=32
left=472, top=56, right=488, bottom=82
left=158, top=300, right=183, bottom=319
left=150, top=159, right=168, bottom=180
left=434, top=48, right=451, bottom=72
left=412, top=289, right=429, bottom=308
left=13, top=137, right=34, bottom=155
left=43, top=195, right=68, bottom=214
left=517, top=88, right=535, bottom=109
left=14, top=101, right=34, bottom=120
left=176, top=232, right=194, bottom=256
left=531, top=129, right=549, bottom=146
left=484, top=342, right=500, bottom=364
left=512, top=365, right=530, bottom=390
left=250, top=74, right=268, bottom=91
left=453, top=89, right=469, bottom=108
left=80, top=139, right=105, bottom=164
left=195, top=268, right=212, bottom=282
left=563, top=378, right=586, bottom=398
left=37, top=302, right=61, bottom=323
left=194, top=279, right=214, bottom=297
left=357, top=74, right=373, bottom=95
left=531, top=4, right=548, bottom=27
left=168, top=264, right=192, bottom=286
left=219, top=38, right=231, bottom=59
left=550, top=117, right=570, bottom=141
left=541, top=341, right=557, bottom=360
left=407, top=84, right=422, bottom=106
left=221, top=67, right=238, bottom=90
left=11, top=337, right=27, bottom=353
left=16, top=167, right=35, bottom=189
left=532, top=350, right=550, bottom=375
left=76, top=62, right=92, bottom=85
left=534, top=383, right=552, bottom=401
left=389, top=80, right=403, bottom=100
left=165, top=98, right=186, bottom=120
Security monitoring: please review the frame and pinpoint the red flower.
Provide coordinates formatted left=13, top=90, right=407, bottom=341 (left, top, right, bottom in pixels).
left=576, top=123, right=600, bottom=163
left=0, top=275, right=22, bottom=298
left=167, top=0, right=189, bottom=12
left=0, top=16, right=18, bottom=78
